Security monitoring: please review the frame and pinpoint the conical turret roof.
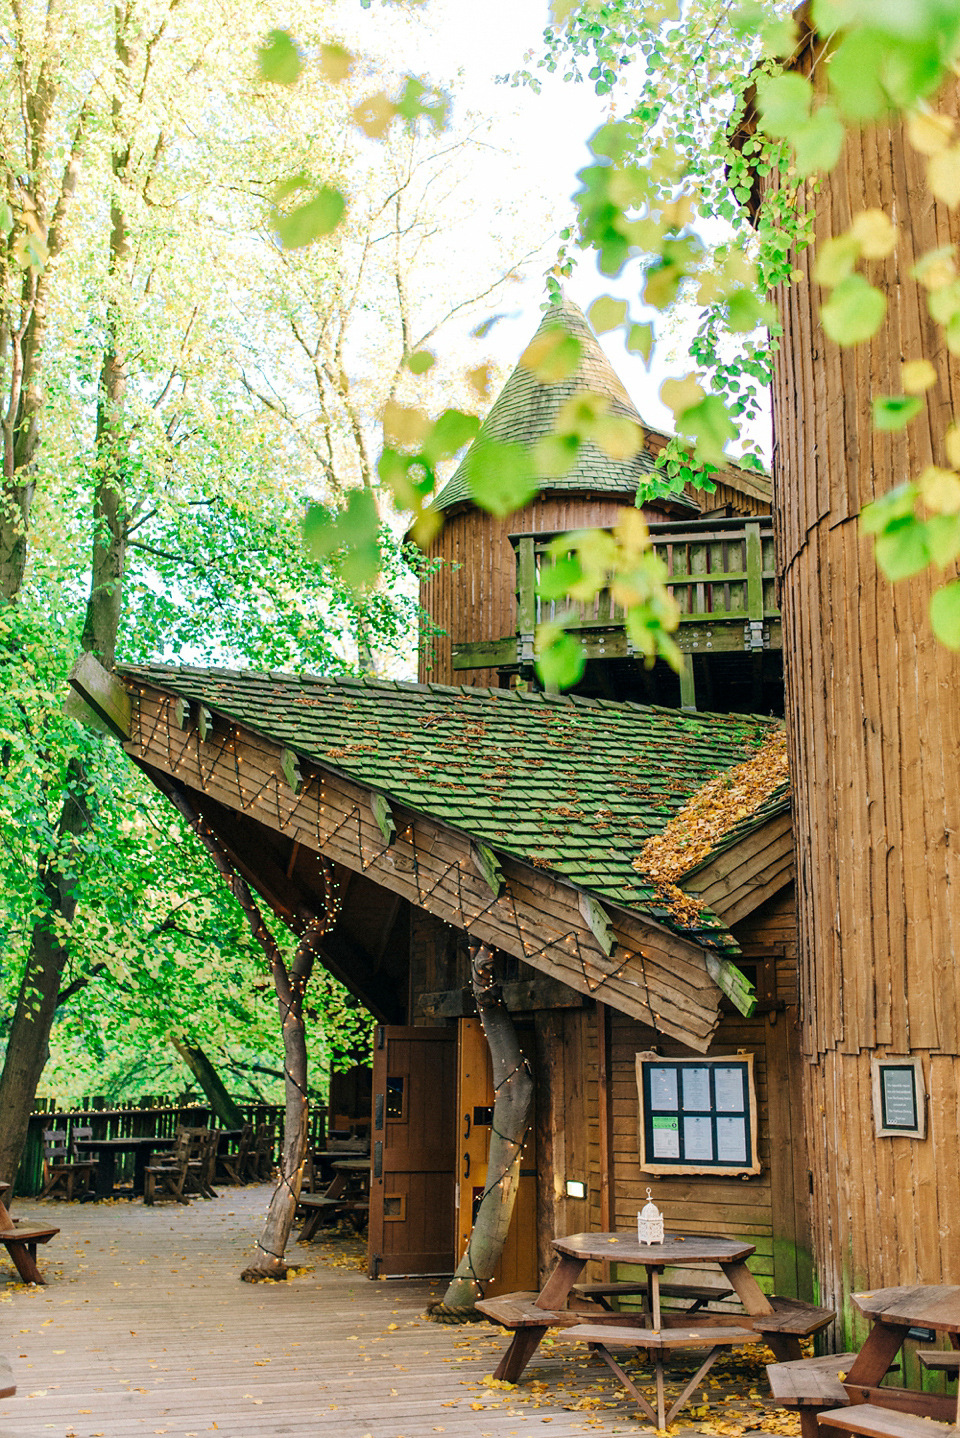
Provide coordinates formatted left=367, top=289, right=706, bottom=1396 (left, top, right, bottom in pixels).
left=436, top=295, right=700, bottom=514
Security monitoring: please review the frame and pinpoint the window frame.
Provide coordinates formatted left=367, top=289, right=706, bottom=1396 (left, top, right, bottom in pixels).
left=635, top=1050, right=761, bottom=1177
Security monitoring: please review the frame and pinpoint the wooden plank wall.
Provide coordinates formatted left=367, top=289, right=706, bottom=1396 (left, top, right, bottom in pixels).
left=602, top=886, right=810, bottom=1301
left=766, top=50, right=960, bottom=1338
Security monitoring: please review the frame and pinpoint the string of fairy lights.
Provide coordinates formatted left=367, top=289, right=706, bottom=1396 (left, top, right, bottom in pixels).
left=132, top=687, right=673, bottom=1030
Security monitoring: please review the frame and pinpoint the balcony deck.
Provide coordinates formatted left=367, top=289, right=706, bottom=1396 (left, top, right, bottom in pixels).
left=451, top=518, right=781, bottom=687
left=0, top=1186, right=784, bottom=1438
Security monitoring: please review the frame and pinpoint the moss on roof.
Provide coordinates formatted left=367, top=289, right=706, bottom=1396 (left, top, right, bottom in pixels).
left=123, top=663, right=781, bottom=955
left=435, top=296, right=700, bottom=514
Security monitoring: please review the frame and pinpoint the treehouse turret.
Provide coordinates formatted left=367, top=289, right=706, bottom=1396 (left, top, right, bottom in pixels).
left=418, top=297, right=783, bottom=715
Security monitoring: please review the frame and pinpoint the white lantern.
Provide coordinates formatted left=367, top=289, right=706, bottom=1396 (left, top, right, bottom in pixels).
left=637, top=1187, right=664, bottom=1245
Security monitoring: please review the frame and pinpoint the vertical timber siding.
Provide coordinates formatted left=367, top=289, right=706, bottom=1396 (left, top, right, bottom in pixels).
left=769, top=53, right=960, bottom=1339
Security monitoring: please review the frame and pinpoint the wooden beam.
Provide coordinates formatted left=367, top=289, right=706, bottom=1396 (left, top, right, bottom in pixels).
left=370, top=792, right=397, bottom=847
left=68, top=651, right=132, bottom=739
left=578, top=892, right=618, bottom=958
left=471, top=842, right=505, bottom=898
left=63, top=687, right=115, bottom=738
left=704, top=952, right=757, bottom=1017
left=417, top=976, right=587, bottom=1019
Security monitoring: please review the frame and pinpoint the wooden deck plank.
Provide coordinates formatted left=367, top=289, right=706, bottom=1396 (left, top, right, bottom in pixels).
left=0, top=1187, right=787, bottom=1438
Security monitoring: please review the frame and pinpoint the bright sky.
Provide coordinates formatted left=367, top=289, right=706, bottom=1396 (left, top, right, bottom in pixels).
left=382, top=0, right=772, bottom=459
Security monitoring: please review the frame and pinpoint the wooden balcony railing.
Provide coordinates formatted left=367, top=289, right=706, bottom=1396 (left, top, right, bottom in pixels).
left=450, top=516, right=781, bottom=678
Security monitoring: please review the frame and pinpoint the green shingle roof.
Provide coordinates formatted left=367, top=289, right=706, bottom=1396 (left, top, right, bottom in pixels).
left=435, top=296, right=700, bottom=514
left=124, top=664, right=779, bottom=954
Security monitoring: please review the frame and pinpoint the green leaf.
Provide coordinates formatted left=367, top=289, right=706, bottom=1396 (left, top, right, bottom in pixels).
left=930, top=580, right=960, bottom=647
left=677, top=394, right=738, bottom=467
left=533, top=432, right=580, bottom=478
left=821, top=274, right=886, bottom=345
left=405, top=350, right=435, bottom=375
left=814, top=234, right=861, bottom=287
left=874, top=517, right=931, bottom=579
left=422, top=409, right=480, bottom=463
left=872, top=394, right=924, bottom=430
left=257, top=29, right=303, bottom=86
left=535, top=626, right=586, bottom=689
left=465, top=441, right=538, bottom=517
left=727, top=287, right=772, bottom=333
left=826, top=30, right=888, bottom=119
left=271, top=178, right=345, bottom=248
left=538, top=555, right=583, bottom=601
left=587, top=295, right=628, bottom=333
left=755, top=72, right=812, bottom=138
left=394, top=77, right=449, bottom=131
left=302, top=503, right=337, bottom=558
left=926, top=513, right=960, bottom=567
left=0, top=200, right=12, bottom=234
left=626, top=322, right=654, bottom=360
left=860, top=482, right=918, bottom=535
left=792, top=105, right=846, bottom=176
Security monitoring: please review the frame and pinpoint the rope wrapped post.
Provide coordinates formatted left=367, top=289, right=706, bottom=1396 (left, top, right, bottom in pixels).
left=155, top=774, right=334, bottom=1281
left=427, top=941, right=534, bottom=1322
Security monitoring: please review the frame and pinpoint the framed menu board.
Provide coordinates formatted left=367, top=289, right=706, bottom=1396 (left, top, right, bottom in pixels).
left=871, top=1056, right=925, bottom=1138
left=636, top=1051, right=761, bottom=1176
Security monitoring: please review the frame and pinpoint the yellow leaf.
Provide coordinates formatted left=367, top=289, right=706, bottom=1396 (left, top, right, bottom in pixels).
left=468, top=364, right=492, bottom=398
left=352, top=92, right=396, bottom=139
left=908, top=109, right=955, bottom=156
left=928, top=147, right=960, bottom=208
left=946, top=423, right=960, bottom=468
left=382, top=403, right=430, bottom=449
left=550, top=0, right=579, bottom=23
left=587, top=295, right=628, bottom=334
left=660, top=372, right=705, bottom=418
left=318, top=44, right=354, bottom=82
left=902, top=359, right=937, bottom=393
left=919, top=464, right=960, bottom=514
left=850, top=208, right=897, bottom=259
left=592, top=414, right=641, bottom=460
left=520, top=326, right=581, bottom=383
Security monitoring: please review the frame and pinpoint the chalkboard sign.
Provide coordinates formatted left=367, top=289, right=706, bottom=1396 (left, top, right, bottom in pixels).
left=871, top=1057, right=925, bottom=1138
left=635, top=1052, right=760, bottom=1176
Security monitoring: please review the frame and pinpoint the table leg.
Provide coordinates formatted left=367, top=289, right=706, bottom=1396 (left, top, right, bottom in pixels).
left=95, top=1151, right=116, bottom=1200
left=649, top=1268, right=662, bottom=1330
left=536, top=1254, right=586, bottom=1311
left=845, top=1322, right=907, bottom=1389
left=590, top=1343, right=658, bottom=1427
left=655, top=1353, right=666, bottom=1429
left=664, top=1344, right=725, bottom=1426
left=766, top=1334, right=804, bottom=1362
left=494, top=1327, right=548, bottom=1384
left=3, top=1239, right=43, bottom=1285
left=719, top=1259, right=774, bottom=1317
left=133, top=1148, right=152, bottom=1197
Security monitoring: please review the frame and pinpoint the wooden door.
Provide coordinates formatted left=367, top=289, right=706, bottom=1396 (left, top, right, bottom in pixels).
left=368, top=1025, right=456, bottom=1278
left=455, top=1018, right=538, bottom=1294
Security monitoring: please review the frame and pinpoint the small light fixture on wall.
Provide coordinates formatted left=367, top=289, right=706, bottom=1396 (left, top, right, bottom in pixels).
left=565, top=1179, right=587, bottom=1199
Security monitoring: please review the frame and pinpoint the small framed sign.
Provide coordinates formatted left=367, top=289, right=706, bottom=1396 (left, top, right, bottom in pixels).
left=871, top=1056, right=925, bottom=1138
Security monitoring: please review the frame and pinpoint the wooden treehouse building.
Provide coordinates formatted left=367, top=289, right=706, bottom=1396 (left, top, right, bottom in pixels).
left=71, top=295, right=820, bottom=1342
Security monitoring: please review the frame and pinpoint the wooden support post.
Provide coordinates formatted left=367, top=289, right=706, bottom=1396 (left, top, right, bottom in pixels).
left=679, top=653, right=697, bottom=711
left=597, top=1003, right=614, bottom=1283
left=516, top=538, right=537, bottom=664
left=745, top=522, right=764, bottom=622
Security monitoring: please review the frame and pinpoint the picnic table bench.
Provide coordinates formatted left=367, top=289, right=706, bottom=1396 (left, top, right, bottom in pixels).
left=0, top=1354, right=15, bottom=1399
left=0, top=1196, right=60, bottom=1286
left=572, top=1279, right=735, bottom=1312
left=767, top=1352, right=862, bottom=1438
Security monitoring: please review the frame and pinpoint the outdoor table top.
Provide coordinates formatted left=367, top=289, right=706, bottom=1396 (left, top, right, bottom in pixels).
left=331, top=1158, right=372, bottom=1171
left=852, top=1286, right=960, bottom=1334
left=74, top=1136, right=173, bottom=1151
left=553, top=1231, right=756, bottom=1266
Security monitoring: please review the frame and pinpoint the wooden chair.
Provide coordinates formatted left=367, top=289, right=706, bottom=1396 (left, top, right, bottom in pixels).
left=217, top=1124, right=252, bottom=1185
left=39, top=1129, right=96, bottom=1200
left=246, top=1122, right=275, bottom=1181
left=144, top=1132, right=192, bottom=1205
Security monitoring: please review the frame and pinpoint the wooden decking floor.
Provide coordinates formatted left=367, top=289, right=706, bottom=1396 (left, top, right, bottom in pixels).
left=0, top=1187, right=789, bottom=1438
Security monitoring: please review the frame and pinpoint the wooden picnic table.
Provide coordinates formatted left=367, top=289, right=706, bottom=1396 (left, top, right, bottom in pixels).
left=813, top=1286, right=960, bottom=1438
left=0, top=1192, right=59, bottom=1285
left=74, top=1135, right=174, bottom=1199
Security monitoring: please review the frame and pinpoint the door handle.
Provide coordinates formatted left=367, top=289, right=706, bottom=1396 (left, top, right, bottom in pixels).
left=463, top=1112, right=471, bottom=1140
left=463, top=1152, right=470, bottom=1179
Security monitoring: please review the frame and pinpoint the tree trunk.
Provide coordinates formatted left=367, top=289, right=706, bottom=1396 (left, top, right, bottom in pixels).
left=0, top=765, right=87, bottom=1192
left=428, top=943, right=534, bottom=1321
left=767, top=64, right=960, bottom=1337
left=154, top=775, right=335, bottom=1280
left=170, top=1038, right=245, bottom=1129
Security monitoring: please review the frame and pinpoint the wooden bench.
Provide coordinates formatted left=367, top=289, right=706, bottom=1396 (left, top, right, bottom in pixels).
left=0, top=1222, right=60, bottom=1285
left=818, top=1402, right=960, bottom=1438
left=767, top=1351, right=861, bottom=1438
left=562, top=1320, right=762, bottom=1428
left=573, top=1280, right=734, bottom=1313
left=754, top=1296, right=837, bottom=1361
left=918, top=1352, right=960, bottom=1375
left=0, top=1354, right=15, bottom=1399
left=297, top=1194, right=368, bottom=1243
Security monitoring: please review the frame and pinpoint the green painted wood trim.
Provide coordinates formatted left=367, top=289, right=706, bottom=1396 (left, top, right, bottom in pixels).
left=370, top=791, right=397, bottom=847
left=704, top=953, right=757, bottom=1016
left=451, top=637, right=517, bottom=670
left=516, top=537, right=537, bottom=637
left=745, top=522, right=764, bottom=622
left=471, top=841, right=505, bottom=897
left=578, top=891, right=618, bottom=957
left=679, top=654, right=697, bottom=712
left=197, top=705, right=213, bottom=742
left=173, top=697, right=189, bottom=729
left=281, top=746, right=302, bottom=794
left=67, top=651, right=132, bottom=739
